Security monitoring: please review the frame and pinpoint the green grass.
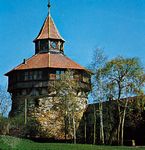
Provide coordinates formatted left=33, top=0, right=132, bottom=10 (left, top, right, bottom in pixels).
left=0, top=136, right=144, bottom=150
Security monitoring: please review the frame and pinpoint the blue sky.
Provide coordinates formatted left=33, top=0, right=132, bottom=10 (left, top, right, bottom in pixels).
left=0, top=0, right=145, bottom=86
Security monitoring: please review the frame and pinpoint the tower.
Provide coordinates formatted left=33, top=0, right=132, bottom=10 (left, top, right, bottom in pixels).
left=5, top=2, right=91, bottom=139
left=34, top=1, right=65, bottom=55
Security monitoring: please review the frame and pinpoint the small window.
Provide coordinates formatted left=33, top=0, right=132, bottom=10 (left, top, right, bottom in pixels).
left=34, top=71, right=42, bottom=80
left=56, top=70, right=61, bottom=80
left=56, top=70, right=64, bottom=80
left=24, top=70, right=42, bottom=81
left=38, top=71, right=42, bottom=79
left=61, top=71, right=64, bottom=74
left=33, top=71, right=37, bottom=80
left=40, top=40, right=48, bottom=52
left=24, top=72, right=29, bottom=81
left=17, top=74, right=20, bottom=81
left=29, top=71, right=33, bottom=80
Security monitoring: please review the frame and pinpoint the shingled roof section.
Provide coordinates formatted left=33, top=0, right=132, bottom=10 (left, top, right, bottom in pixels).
left=5, top=53, right=88, bottom=76
left=34, top=15, right=65, bottom=42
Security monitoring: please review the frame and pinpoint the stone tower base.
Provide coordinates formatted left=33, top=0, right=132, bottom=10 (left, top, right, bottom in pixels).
left=9, top=96, right=87, bottom=139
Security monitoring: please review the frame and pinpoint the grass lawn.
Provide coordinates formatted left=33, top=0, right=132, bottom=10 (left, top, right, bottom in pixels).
left=0, top=136, right=144, bottom=150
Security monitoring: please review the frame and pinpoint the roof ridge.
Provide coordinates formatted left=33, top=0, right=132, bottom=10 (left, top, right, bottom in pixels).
left=50, top=16, right=65, bottom=41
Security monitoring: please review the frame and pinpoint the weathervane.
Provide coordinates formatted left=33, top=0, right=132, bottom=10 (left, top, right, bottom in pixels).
left=48, top=0, right=51, bottom=15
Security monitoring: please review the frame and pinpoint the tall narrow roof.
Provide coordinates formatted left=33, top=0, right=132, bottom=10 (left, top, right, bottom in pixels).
left=34, top=15, right=65, bottom=42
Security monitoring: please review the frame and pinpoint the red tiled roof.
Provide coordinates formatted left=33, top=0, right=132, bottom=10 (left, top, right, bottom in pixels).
left=5, top=53, right=87, bottom=75
left=34, top=15, right=64, bottom=42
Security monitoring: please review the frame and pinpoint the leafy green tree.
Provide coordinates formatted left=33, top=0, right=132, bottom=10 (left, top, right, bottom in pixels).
left=0, top=116, right=10, bottom=135
left=100, top=56, right=145, bottom=145
left=0, top=86, right=11, bottom=135
left=53, top=70, right=85, bottom=144
left=0, top=86, right=11, bottom=117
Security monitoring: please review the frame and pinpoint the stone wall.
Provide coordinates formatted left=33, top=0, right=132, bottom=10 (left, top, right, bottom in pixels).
left=9, top=95, right=87, bottom=139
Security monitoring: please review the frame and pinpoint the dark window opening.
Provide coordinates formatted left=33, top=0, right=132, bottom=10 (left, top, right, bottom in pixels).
left=24, top=71, right=42, bottom=81
left=40, top=40, right=49, bottom=52
left=56, top=70, right=64, bottom=80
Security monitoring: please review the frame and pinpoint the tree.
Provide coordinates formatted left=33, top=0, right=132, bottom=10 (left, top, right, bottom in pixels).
left=0, top=86, right=11, bottom=134
left=53, top=70, right=85, bottom=144
left=100, top=56, right=145, bottom=145
left=0, top=86, right=11, bottom=117
left=90, top=48, right=107, bottom=144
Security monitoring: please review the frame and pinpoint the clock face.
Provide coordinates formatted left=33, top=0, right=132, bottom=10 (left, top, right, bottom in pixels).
left=50, top=41, right=57, bottom=49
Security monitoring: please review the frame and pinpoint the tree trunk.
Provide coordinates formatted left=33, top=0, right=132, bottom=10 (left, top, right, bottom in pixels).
left=117, top=92, right=121, bottom=145
left=64, top=98, right=67, bottom=142
left=64, top=112, right=67, bottom=142
left=117, top=102, right=121, bottom=145
left=120, top=99, right=128, bottom=146
left=6, top=122, right=10, bottom=134
left=84, top=116, right=87, bottom=144
left=108, top=126, right=117, bottom=145
left=73, top=114, right=76, bottom=144
left=93, top=105, right=96, bottom=145
left=99, top=102, right=104, bottom=144
left=24, top=98, right=27, bottom=125
left=118, top=117, right=121, bottom=145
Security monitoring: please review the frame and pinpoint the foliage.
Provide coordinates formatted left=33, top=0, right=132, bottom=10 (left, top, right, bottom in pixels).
left=82, top=98, right=145, bottom=145
left=89, top=53, right=145, bottom=145
left=0, top=116, right=10, bottom=135
left=10, top=114, right=25, bottom=127
left=52, top=70, right=85, bottom=142
left=0, top=86, right=11, bottom=117
left=7, top=114, right=25, bottom=137
left=100, top=56, right=145, bottom=145
left=101, top=57, right=145, bottom=99
left=8, top=114, right=43, bottom=138
left=0, top=86, right=11, bottom=136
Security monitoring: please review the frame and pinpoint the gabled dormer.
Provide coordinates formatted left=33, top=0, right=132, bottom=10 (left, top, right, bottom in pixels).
left=33, top=3, right=65, bottom=54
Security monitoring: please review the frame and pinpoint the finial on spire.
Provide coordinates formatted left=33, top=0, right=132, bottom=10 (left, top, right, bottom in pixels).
left=48, top=0, right=51, bottom=15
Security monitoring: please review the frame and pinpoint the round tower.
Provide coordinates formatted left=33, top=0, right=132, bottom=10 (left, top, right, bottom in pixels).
left=5, top=2, right=91, bottom=139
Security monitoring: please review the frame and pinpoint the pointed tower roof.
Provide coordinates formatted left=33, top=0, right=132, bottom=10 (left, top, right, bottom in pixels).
left=34, top=1, right=64, bottom=42
left=34, top=14, right=65, bottom=42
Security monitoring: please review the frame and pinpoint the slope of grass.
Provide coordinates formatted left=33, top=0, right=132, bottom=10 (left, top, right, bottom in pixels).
left=0, top=136, right=144, bottom=150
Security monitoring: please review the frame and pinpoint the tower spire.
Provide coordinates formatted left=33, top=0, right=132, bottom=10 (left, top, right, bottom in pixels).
left=48, top=0, right=51, bottom=16
left=33, top=0, right=65, bottom=54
